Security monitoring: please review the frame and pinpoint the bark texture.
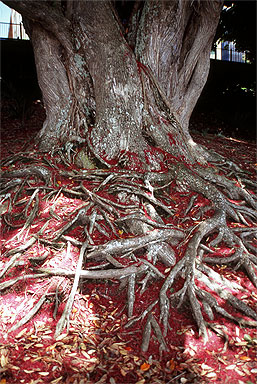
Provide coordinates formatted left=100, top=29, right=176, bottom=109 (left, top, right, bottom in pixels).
left=136, top=1, right=222, bottom=130
left=4, top=0, right=223, bottom=168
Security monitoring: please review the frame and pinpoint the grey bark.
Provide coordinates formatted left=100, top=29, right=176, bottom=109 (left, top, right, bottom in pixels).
left=136, top=0, right=223, bottom=132
left=31, top=24, right=72, bottom=148
left=73, top=1, right=153, bottom=166
left=3, top=0, right=223, bottom=168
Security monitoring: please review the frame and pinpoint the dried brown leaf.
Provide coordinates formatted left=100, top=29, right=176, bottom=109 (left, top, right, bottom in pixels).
left=205, top=372, right=217, bottom=379
left=15, top=328, right=27, bottom=338
left=0, top=355, right=8, bottom=368
left=81, top=350, right=90, bottom=359
left=50, top=378, right=63, bottom=384
left=235, top=368, right=245, bottom=376
left=225, top=364, right=236, bottom=370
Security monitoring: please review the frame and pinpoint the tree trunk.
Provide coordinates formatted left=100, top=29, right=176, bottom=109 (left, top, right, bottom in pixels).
left=135, top=0, right=222, bottom=155
left=136, top=1, right=222, bottom=130
left=30, top=23, right=73, bottom=149
left=74, top=1, right=155, bottom=167
left=4, top=0, right=223, bottom=169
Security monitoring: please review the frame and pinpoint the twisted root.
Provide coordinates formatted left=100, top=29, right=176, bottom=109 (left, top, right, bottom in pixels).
left=0, top=151, right=256, bottom=352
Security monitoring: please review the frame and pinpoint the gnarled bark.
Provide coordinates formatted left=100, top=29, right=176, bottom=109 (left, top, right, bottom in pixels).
left=4, top=0, right=222, bottom=167
left=136, top=0, right=222, bottom=131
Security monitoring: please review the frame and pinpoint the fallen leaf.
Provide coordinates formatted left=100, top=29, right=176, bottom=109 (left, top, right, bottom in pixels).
left=201, top=363, right=213, bottom=371
left=225, top=364, right=236, bottom=370
left=87, top=349, right=96, bottom=355
left=235, top=342, right=248, bottom=346
left=140, top=362, right=150, bottom=372
left=9, top=365, right=19, bottom=370
left=242, top=367, right=251, bottom=375
left=81, top=350, right=90, bottom=359
left=120, top=348, right=130, bottom=356
left=15, top=328, right=27, bottom=338
left=243, top=334, right=252, bottom=342
left=50, top=377, right=63, bottom=384
left=0, top=355, right=8, bottom=368
left=167, top=359, right=176, bottom=372
left=125, top=346, right=132, bottom=351
left=120, top=368, right=127, bottom=376
left=205, top=372, right=217, bottom=378
left=239, top=356, right=251, bottom=361
left=235, top=368, right=245, bottom=376
left=56, top=333, right=68, bottom=341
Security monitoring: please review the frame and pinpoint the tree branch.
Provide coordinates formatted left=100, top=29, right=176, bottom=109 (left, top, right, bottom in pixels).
left=2, top=0, right=73, bottom=53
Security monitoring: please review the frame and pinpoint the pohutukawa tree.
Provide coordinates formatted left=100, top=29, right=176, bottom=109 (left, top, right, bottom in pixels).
left=1, top=0, right=257, bottom=350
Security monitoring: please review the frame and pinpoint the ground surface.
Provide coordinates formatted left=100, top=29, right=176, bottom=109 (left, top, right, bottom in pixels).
left=0, top=101, right=257, bottom=384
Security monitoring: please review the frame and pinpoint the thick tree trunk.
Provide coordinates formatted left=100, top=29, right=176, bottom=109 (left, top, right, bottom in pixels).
left=73, top=1, right=155, bottom=167
left=5, top=0, right=223, bottom=168
left=30, top=24, right=72, bottom=149
left=136, top=0, right=222, bottom=132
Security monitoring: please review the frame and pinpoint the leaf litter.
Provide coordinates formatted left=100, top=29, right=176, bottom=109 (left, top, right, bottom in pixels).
left=0, top=104, right=256, bottom=383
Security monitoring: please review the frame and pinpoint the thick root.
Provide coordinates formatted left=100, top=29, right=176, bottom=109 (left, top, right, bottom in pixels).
left=0, top=150, right=256, bottom=353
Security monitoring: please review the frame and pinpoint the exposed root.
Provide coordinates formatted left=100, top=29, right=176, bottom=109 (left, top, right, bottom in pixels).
left=9, top=294, right=48, bottom=333
left=0, top=149, right=256, bottom=353
left=36, top=264, right=147, bottom=280
left=55, top=241, right=87, bottom=337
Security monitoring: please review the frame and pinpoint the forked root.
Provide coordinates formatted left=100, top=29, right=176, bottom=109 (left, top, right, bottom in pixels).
left=0, top=150, right=256, bottom=352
